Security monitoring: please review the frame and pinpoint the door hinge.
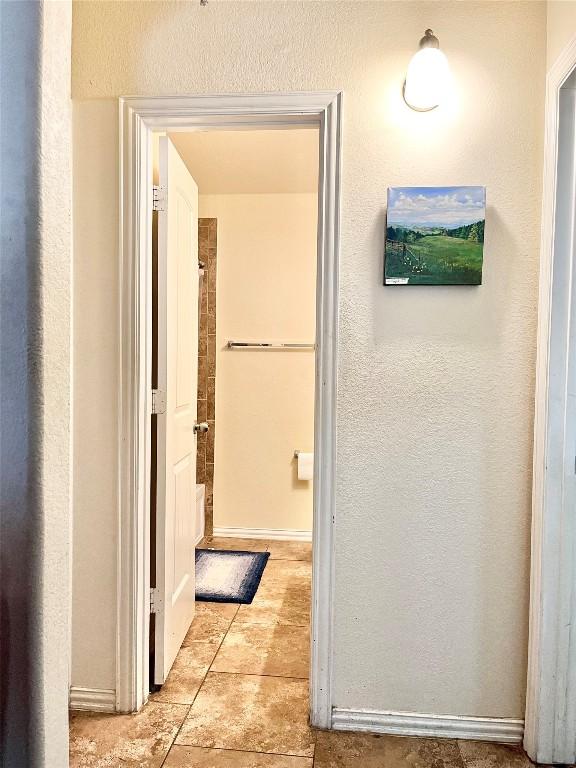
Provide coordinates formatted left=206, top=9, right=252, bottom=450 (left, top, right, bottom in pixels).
left=150, top=587, right=162, bottom=615
left=151, top=389, right=166, bottom=415
left=152, top=185, right=166, bottom=212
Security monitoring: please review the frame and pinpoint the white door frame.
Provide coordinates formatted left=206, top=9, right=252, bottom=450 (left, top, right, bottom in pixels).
left=524, top=36, right=576, bottom=765
left=117, top=92, right=342, bottom=725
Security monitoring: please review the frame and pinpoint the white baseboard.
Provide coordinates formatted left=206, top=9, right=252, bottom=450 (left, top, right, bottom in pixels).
left=331, top=708, right=524, bottom=744
left=212, top=526, right=312, bottom=542
left=69, top=686, right=116, bottom=713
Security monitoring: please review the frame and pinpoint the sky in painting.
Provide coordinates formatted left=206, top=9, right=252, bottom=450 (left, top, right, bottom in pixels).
left=387, top=186, right=485, bottom=229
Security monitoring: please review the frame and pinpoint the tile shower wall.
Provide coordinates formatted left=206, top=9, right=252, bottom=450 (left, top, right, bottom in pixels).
left=197, top=218, right=217, bottom=535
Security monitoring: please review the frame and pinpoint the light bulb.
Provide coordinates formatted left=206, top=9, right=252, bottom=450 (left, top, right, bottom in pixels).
left=403, top=30, right=451, bottom=112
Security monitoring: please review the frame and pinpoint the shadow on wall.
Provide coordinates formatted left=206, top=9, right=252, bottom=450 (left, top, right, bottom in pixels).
left=1, top=1, right=44, bottom=763
left=373, top=205, right=518, bottom=346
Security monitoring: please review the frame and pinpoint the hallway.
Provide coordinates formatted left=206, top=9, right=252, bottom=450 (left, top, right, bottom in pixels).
left=70, top=538, right=534, bottom=767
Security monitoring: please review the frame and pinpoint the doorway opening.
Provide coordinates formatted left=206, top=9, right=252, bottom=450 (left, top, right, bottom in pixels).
left=148, top=127, right=319, bottom=720
left=117, top=93, right=341, bottom=728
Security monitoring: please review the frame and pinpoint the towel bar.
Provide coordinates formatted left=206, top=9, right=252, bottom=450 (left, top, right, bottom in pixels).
left=226, top=341, right=315, bottom=350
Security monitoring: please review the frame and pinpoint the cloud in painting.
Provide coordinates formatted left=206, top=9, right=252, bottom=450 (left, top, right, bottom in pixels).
left=388, top=187, right=485, bottom=229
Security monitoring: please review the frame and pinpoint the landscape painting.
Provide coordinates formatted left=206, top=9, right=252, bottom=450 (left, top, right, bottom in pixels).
left=384, top=186, right=486, bottom=285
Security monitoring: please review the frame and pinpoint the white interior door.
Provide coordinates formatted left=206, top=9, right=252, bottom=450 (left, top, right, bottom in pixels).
left=154, top=136, right=199, bottom=684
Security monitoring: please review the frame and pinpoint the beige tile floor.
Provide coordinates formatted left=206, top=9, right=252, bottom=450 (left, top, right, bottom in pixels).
left=70, top=537, right=540, bottom=767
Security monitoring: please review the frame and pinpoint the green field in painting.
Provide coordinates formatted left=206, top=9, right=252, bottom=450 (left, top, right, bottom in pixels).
left=385, top=235, right=483, bottom=285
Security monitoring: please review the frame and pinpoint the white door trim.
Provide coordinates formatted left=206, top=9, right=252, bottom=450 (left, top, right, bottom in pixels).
left=118, top=92, right=342, bottom=725
left=524, top=36, right=576, bottom=765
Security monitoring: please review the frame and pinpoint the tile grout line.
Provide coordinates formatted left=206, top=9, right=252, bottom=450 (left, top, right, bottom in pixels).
left=220, top=541, right=314, bottom=760
left=186, top=543, right=316, bottom=761
left=161, top=539, right=312, bottom=766
left=167, top=743, right=316, bottom=761
left=233, top=621, right=310, bottom=628
left=455, top=740, right=473, bottom=768
left=159, top=603, right=240, bottom=768
left=206, top=670, right=310, bottom=681
left=158, top=701, right=194, bottom=768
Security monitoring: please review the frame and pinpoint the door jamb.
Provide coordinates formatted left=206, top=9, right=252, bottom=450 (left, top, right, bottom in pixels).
left=524, top=36, right=576, bottom=765
left=118, top=93, right=342, bottom=726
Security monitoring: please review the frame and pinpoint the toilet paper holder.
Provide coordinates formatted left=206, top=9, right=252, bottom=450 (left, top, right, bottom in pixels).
left=294, top=450, right=314, bottom=481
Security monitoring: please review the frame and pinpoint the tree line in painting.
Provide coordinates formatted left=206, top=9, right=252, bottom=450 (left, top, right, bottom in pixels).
left=386, top=219, right=485, bottom=245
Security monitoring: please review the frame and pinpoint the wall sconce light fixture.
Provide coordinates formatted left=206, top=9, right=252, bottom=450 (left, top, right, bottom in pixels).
left=403, top=29, right=450, bottom=112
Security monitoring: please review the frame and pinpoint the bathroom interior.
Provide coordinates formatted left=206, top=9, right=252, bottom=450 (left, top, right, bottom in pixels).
left=149, top=126, right=320, bottom=704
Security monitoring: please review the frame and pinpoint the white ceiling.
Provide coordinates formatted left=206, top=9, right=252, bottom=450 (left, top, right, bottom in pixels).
left=168, top=128, right=319, bottom=195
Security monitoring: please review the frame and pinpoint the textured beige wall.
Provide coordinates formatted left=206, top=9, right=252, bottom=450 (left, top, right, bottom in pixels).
left=72, top=100, right=119, bottom=691
left=39, top=4, right=73, bottom=759
left=72, top=1, right=546, bottom=716
left=547, top=1, right=576, bottom=69
left=199, top=194, right=317, bottom=534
